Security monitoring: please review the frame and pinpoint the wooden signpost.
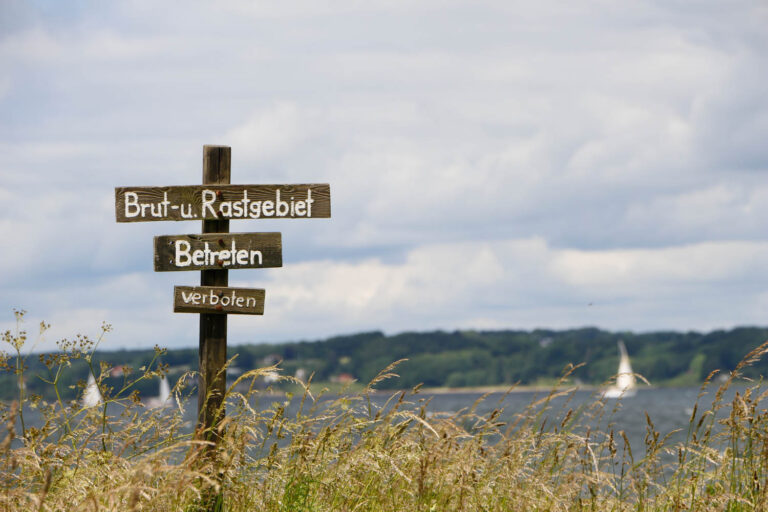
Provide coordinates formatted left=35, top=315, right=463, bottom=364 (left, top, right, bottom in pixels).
left=115, top=184, right=331, bottom=222
left=173, top=286, right=265, bottom=315
left=154, top=233, right=283, bottom=271
left=116, top=145, right=330, bottom=510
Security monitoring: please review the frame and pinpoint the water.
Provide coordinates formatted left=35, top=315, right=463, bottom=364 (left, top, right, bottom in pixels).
left=407, top=387, right=707, bottom=453
left=243, top=384, right=743, bottom=456
left=8, top=384, right=747, bottom=460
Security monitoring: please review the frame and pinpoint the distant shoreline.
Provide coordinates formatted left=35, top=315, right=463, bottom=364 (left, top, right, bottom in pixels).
left=283, top=382, right=603, bottom=396
left=412, top=384, right=597, bottom=395
left=291, top=383, right=712, bottom=396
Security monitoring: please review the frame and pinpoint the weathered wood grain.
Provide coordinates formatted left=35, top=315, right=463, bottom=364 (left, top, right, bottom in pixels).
left=198, top=146, right=230, bottom=462
left=174, top=286, right=265, bottom=315
left=154, top=232, right=282, bottom=271
left=115, top=183, right=331, bottom=222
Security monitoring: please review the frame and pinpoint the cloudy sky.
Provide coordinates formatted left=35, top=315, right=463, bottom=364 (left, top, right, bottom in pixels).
left=2, top=0, right=768, bottom=352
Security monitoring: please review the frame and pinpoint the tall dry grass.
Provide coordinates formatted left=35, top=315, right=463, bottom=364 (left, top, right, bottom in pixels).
left=2, top=312, right=768, bottom=511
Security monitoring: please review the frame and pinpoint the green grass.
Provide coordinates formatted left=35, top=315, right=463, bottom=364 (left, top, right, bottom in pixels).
left=2, top=312, right=768, bottom=511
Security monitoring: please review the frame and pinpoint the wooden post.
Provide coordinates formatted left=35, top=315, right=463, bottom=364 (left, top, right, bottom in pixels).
left=198, top=145, right=231, bottom=440
left=113, top=144, right=330, bottom=512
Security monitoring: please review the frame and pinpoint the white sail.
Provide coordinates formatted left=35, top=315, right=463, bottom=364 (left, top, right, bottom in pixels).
left=159, top=376, right=170, bottom=402
left=615, top=340, right=635, bottom=391
left=603, top=341, right=636, bottom=398
left=82, top=373, right=103, bottom=407
left=146, top=376, right=171, bottom=409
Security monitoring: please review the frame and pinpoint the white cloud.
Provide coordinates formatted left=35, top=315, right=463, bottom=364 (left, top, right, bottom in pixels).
left=225, top=103, right=311, bottom=164
left=14, top=237, right=768, bottom=352
left=230, top=238, right=768, bottom=344
left=551, top=241, right=768, bottom=290
left=0, top=27, right=62, bottom=63
left=2, top=0, right=768, bottom=350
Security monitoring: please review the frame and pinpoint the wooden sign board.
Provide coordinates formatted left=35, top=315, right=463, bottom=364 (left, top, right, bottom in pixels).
left=154, top=233, right=282, bottom=271
left=174, top=286, right=265, bottom=315
left=115, top=184, right=330, bottom=222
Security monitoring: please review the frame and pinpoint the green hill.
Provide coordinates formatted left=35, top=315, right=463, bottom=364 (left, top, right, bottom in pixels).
left=4, top=326, right=768, bottom=401
left=229, top=326, right=768, bottom=389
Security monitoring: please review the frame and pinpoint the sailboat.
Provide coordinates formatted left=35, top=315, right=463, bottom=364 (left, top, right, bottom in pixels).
left=145, top=376, right=171, bottom=409
left=82, top=373, right=103, bottom=407
left=602, top=340, right=636, bottom=398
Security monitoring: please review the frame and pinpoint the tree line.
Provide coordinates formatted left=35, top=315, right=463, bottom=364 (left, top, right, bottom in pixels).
left=3, top=326, right=768, bottom=401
